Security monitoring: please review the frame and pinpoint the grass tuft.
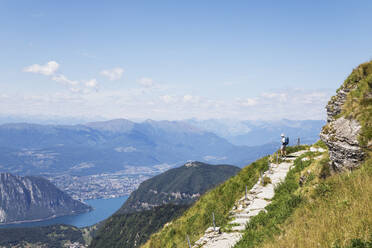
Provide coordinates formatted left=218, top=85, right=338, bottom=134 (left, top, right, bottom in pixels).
left=262, top=176, right=272, bottom=186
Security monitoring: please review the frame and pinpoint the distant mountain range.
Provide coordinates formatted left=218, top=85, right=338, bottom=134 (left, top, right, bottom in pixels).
left=185, top=119, right=325, bottom=146
left=90, top=161, right=240, bottom=248
left=0, top=119, right=282, bottom=176
left=0, top=173, right=91, bottom=224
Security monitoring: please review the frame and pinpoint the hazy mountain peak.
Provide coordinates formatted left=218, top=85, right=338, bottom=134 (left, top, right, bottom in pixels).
left=144, top=119, right=204, bottom=134
left=184, top=161, right=203, bottom=168
left=85, top=119, right=135, bottom=132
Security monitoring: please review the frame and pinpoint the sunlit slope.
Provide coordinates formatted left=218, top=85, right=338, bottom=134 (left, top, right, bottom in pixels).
left=256, top=156, right=372, bottom=248
left=142, top=61, right=372, bottom=248
left=141, top=146, right=308, bottom=248
left=141, top=155, right=270, bottom=247
left=235, top=60, right=372, bottom=248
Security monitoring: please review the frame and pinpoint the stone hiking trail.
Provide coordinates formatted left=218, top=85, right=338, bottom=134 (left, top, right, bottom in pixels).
left=192, top=148, right=324, bottom=248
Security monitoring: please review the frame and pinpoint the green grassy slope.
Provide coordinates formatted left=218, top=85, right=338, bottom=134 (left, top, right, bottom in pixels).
left=141, top=155, right=271, bottom=247
left=235, top=61, right=372, bottom=248
left=234, top=148, right=322, bottom=248
left=142, top=147, right=309, bottom=248
left=242, top=151, right=372, bottom=248
left=139, top=61, right=371, bottom=248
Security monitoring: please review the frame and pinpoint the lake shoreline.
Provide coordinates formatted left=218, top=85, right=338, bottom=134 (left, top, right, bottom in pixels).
left=0, top=207, right=93, bottom=226
left=0, top=196, right=129, bottom=229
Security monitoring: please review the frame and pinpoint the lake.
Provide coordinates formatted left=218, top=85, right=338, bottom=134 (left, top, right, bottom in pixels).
left=0, top=195, right=129, bottom=228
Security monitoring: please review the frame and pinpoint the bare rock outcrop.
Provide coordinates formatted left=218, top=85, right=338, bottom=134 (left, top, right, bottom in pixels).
left=320, top=62, right=371, bottom=171
left=320, top=117, right=364, bottom=171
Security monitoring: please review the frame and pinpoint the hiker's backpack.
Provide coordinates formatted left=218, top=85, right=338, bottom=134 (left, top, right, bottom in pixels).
left=284, top=137, right=289, bottom=145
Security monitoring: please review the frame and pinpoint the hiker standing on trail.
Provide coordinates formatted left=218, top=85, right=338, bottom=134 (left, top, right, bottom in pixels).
left=281, top=133, right=288, bottom=157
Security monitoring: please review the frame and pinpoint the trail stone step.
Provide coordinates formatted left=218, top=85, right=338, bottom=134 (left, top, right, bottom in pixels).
left=192, top=149, right=313, bottom=248
left=201, top=232, right=242, bottom=248
left=246, top=198, right=269, bottom=211
left=231, top=225, right=245, bottom=232
left=230, top=218, right=249, bottom=225
left=256, top=186, right=275, bottom=199
left=233, top=209, right=262, bottom=218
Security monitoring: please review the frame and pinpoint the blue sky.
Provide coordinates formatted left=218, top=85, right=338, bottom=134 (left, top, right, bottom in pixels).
left=1, top=1, right=371, bottom=121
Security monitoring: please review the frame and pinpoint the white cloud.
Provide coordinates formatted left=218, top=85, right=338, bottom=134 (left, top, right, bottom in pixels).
left=237, top=98, right=257, bottom=107
left=301, top=92, right=328, bottom=104
left=23, top=61, right=101, bottom=93
left=160, top=95, right=177, bottom=104
left=69, top=87, right=82, bottom=93
left=51, top=74, right=82, bottom=93
left=183, top=95, right=200, bottom=104
left=2, top=83, right=333, bottom=121
left=23, top=61, right=59, bottom=76
left=85, top=79, right=98, bottom=89
left=115, top=146, right=137, bottom=153
left=261, top=92, right=287, bottom=102
left=100, top=67, right=124, bottom=80
left=183, top=95, right=193, bottom=102
left=138, top=77, right=154, bottom=87
left=52, top=74, right=79, bottom=86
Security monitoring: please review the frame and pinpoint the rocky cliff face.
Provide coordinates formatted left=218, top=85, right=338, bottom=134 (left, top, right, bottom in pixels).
left=0, top=173, right=91, bottom=224
left=320, top=61, right=372, bottom=171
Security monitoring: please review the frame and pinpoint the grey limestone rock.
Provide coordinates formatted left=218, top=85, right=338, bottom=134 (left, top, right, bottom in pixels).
left=320, top=77, right=365, bottom=171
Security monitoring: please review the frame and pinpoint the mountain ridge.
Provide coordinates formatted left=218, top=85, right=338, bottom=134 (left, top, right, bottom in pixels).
left=0, top=119, right=279, bottom=177
left=186, top=119, right=325, bottom=146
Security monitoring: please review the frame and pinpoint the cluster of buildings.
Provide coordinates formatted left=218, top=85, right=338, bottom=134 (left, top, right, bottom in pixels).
left=49, top=172, right=151, bottom=200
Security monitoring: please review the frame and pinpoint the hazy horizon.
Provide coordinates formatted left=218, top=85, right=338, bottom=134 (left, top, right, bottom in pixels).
left=0, top=114, right=326, bottom=125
